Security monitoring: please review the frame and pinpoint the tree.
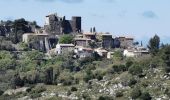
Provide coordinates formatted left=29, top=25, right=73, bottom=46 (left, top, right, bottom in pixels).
left=113, top=50, right=123, bottom=60
left=44, top=67, right=54, bottom=85
left=24, top=50, right=44, bottom=60
left=59, top=35, right=74, bottom=44
left=148, top=34, right=160, bottom=56
left=11, top=18, right=28, bottom=43
left=11, top=74, right=24, bottom=89
left=93, top=27, right=96, bottom=33
left=83, top=68, right=94, bottom=83
left=160, top=44, right=170, bottom=72
left=0, top=51, right=16, bottom=70
left=90, top=27, right=92, bottom=33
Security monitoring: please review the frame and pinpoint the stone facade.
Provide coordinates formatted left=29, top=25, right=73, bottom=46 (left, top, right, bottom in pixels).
left=74, top=47, right=93, bottom=58
left=23, top=33, right=58, bottom=52
left=55, top=44, right=75, bottom=54
left=94, top=48, right=108, bottom=58
left=44, top=14, right=81, bottom=35
left=74, top=38, right=91, bottom=47
left=83, top=33, right=96, bottom=40
left=101, top=34, right=114, bottom=49
left=123, top=46, right=149, bottom=57
left=118, top=37, right=134, bottom=49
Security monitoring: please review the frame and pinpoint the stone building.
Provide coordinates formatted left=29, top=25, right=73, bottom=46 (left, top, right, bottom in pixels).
left=101, top=34, right=114, bottom=49
left=74, top=46, right=93, bottom=58
left=118, top=36, right=134, bottom=49
left=94, top=48, right=108, bottom=58
left=74, top=38, right=91, bottom=47
left=55, top=44, right=75, bottom=54
left=44, top=13, right=81, bottom=35
left=123, top=46, right=149, bottom=57
left=83, top=32, right=96, bottom=40
left=23, top=33, right=58, bottom=52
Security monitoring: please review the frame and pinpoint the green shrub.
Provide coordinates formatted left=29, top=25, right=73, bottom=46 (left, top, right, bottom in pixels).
left=130, top=87, right=141, bottom=99
left=116, top=91, right=123, bottom=97
left=30, top=85, right=46, bottom=94
left=71, top=87, right=78, bottom=92
left=58, top=72, right=74, bottom=86
left=67, top=90, right=71, bottom=96
left=128, top=78, right=137, bottom=87
left=82, top=92, right=91, bottom=100
left=83, top=69, right=94, bottom=83
left=98, top=95, right=114, bottom=100
left=59, top=35, right=74, bottom=44
left=0, top=90, right=4, bottom=96
left=140, top=92, right=152, bottom=100
left=128, top=64, right=143, bottom=75
left=126, top=58, right=134, bottom=68
left=94, top=69, right=105, bottom=81
left=113, top=50, right=123, bottom=60
left=110, top=64, right=127, bottom=73
left=47, top=97, right=62, bottom=100
left=30, top=93, right=41, bottom=98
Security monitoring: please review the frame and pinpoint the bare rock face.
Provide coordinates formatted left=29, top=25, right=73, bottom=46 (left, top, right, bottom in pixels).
left=3, top=87, right=29, bottom=95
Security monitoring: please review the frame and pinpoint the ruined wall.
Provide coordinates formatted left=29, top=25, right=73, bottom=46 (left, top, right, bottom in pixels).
left=44, top=14, right=81, bottom=35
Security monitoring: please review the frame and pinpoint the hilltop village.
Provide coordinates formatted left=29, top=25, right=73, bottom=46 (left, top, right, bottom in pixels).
left=1, top=13, right=170, bottom=100
left=20, top=13, right=149, bottom=59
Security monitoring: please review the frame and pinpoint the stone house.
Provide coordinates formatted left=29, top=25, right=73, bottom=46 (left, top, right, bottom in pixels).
left=22, top=33, right=58, bottom=52
left=118, top=36, right=134, bottom=49
left=83, top=32, right=96, bottom=40
left=94, top=48, right=108, bottom=58
left=55, top=44, right=75, bottom=54
left=74, top=38, right=92, bottom=47
left=123, top=46, right=149, bottom=57
left=74, top=46, right=93, bottom=58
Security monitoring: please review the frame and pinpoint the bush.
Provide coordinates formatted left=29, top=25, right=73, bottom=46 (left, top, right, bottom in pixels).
left=67, top=90, right=71, bottom=96
left=29, top=85, right=46, bottom=99
left=58, top=72, right=74, bottom=86
left=111, top=64, right=127, bottom=73
left=30, top=93, right=41, bottom=98
left=47, top=97, right=62, bottom=100
left=130, top=87, right=141, bottom=99
left=71, top=87, right=77, bottom=92
left=29, top=85, right=46, bottom=94
left=140, top=92, right=152, bottom=100
left=82, top=92, right=91, bottom=100
left=59, top=35, right=74, bottom=44
left=0, top=90, right=4, bottom=96
left=11, top=74, right=24, bottom=89
left=44, top=67, right=53, bottom=85
left=113, top=50, right=123, bottom=61
left=94, top=69, right=105, bottom=81
left=98, top=95, right=114, bottom=100
left=83, top=69, right=94, bottom=83
left=116, top=91, right=123, bottom=97
left=128, top=78, right=137, bottom=87
left=128, top=64, right=143, bottom=75
left=126, top=58, right=134, bottom=68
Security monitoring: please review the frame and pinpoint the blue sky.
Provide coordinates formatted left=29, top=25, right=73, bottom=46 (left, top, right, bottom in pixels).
left=0, top=0, right=170, bottom=44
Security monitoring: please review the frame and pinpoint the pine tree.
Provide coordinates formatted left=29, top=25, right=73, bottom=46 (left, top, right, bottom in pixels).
left=148, top=34, right=160, bottom=56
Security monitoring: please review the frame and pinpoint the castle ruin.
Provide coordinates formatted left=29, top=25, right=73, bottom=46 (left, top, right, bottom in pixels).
left=44, top=13, right=81, bottom=35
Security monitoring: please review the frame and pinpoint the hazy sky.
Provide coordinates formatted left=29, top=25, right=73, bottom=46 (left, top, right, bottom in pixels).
left=0, top=0, right=170, bottom=44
